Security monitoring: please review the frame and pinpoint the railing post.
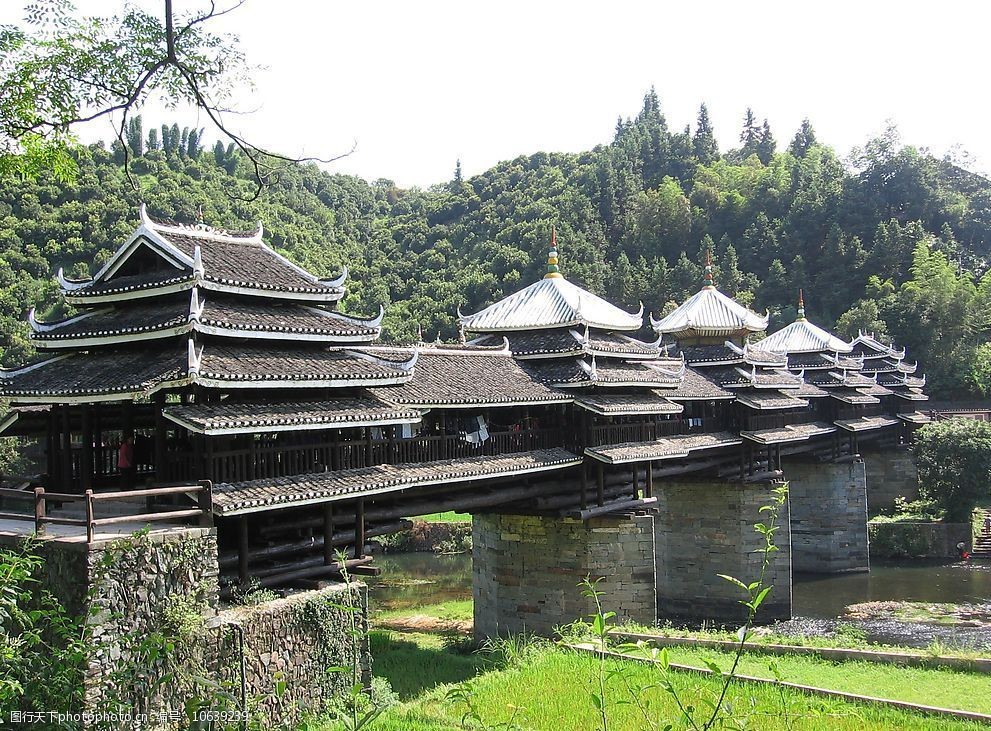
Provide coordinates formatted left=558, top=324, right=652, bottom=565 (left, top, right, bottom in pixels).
left=33, top=487, right=46, bottom=536
left=85, top=489, right=95, bottom=544
left=198, top=480, right=213, bottom=528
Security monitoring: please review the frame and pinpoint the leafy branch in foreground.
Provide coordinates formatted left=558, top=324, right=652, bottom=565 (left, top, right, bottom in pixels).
left=579, top=482, right=790, bottom=731
left=0, top=0, right=352, bottom=196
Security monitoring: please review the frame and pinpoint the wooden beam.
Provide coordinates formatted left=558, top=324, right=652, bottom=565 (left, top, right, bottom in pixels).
left=355, top=498, right=366, bottom=559
left=580, top=463, right=588, bottom=510
left=153, top=393, right=166, bottom=484
left=596, top=463, right=604, bottom=507
left=60, top=406, right=72, bottom=491
left=238, top=516, right=249, bottom=585
left=80, top=405, right=93, bottom=491
left=645, top=460, right=653, bottom=499
left=566, top=497, right=658, bottom=521
left=323, top=504, right=335, bottom=565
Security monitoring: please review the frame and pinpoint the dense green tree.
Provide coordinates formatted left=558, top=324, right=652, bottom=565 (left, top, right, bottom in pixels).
left=915, top=419, right=991, bottom=521
left=693, top=104, right=719, bottom=165
left=788, top=118, right=817, bottom=158
left=756, top=120, right=776, bottom=165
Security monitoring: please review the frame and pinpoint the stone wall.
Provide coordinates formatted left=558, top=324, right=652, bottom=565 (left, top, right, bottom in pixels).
left=472, top=512, right=656, bottom=639
left=2, top=529, right=369, bottom=730
left=653, top=481, right=792, bottom=624
left=784, top=459, right=870, bottom=573
left=868, top=522, right=971, bottom=559
left=862, top=447, right=920, bottom=515
left=212, top=585, right=371, bottom=724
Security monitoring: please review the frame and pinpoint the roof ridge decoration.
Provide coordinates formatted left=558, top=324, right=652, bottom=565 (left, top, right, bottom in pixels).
left=704, top=248, right=714, bottom=288
left=759, top=299, right=853, bottom=355
left=28, top=307, right=106, bottom=333
left=797, top=289, right=806, bottom=320
left=141, top=202, right=264, bottom=244
left=545, top=226, right=562, bottom=279
left=187, top=338, right=203, bottom=377
left=349, top=348, right=419, bottom=372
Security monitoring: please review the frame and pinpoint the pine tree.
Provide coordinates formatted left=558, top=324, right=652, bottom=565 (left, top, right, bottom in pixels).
left=125, top=115, right=143, bottom=156
left=454, top=158, right=463, bottom=186
left=756, top=119, right=776, bottom=164
left=693, top=103, right=719, bottom=165
left=213, top=140, right=225, bottom=167
left=740, top=107, right=760, bottom=157
left=788, top=118, right=817, bottom=158
left=146, top=127, right=159, bottom=151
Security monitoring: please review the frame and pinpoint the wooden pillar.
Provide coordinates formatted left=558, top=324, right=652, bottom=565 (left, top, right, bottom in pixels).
left=80, top=405, right=93, bottom=491
left=439, top=412, right=448, bottom=460
left=154, top=393, right=166, bottom=484
left=355, top=499, right=366, bottom=559
left=193, top=434, right=204, bottom=481
left=365, top=427, right=373, bottom=467
left=632, top=461, right=639, bottom=497
left=323, top=504, right=335, bottom=565
left=596, top=462, right=604, bottom=507
left=645, top=460, right=653, bottom=499
left=45, top=408, right=57, bottom=487
left=122, top=400, right=134, bottom=438
left=60, top=406, right=72, bottom=490
left=330, top=429, right=340, bottom=471
left=238, top=516, right=250, bottom=584
left=580, top=463, right=588, bottom=510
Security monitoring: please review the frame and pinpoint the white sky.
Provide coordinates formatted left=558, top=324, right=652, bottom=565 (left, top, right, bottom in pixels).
left=4, top=1, right=990, bottom=187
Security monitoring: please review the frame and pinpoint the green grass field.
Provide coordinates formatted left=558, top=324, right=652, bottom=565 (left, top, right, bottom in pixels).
left=354, top=632, right=988, bottom=731
left=412, top=511, right=471, bottom=523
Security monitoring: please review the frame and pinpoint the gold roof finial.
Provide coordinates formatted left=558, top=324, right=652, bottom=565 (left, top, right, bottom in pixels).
left=544, top=226, right=562, bottom=279
left=703, top=248, right=714, bottom=288
left=797, top=289, right=806, bottom=320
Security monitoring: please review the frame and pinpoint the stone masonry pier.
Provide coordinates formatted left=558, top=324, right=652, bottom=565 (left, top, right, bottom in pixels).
left=473, top=478, right=794, bottom=638
left=653, top=480, right=792, bottom=623
left=785, top=459, right=869, bottom=573
left=472, top=512, right=657, bottom=639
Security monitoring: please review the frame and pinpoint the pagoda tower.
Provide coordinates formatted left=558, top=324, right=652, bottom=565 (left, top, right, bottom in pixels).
left=650, top=254, right=828, bottom=474
left=761, top=293, right=930, bottom=448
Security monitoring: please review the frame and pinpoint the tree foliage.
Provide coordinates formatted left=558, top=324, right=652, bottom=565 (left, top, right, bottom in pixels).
left=914, top=419, right=991, bottom=522
left=1, top=86, right=991, bottom=397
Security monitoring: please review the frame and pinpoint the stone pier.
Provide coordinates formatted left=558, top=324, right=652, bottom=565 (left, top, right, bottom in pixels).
left=861, top=446, right=920, bottom=515
left=653, top=481, right=792, bottom=624
left=784, top=458, right=869, bottom=573
left=472, top=512, right=657, bottom=639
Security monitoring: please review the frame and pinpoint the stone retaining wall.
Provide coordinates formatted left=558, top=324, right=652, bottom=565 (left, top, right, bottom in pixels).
left=2, top=529, right=368, bottom=729
left=784, top=459, right=870, bottom=573
left=868, top=522, right=971, bottom=559
left=472, top=512, right=656, bottom=639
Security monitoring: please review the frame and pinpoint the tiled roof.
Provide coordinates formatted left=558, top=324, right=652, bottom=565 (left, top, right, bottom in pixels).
left=63, top=269, right=194, bottom=300
left=834, top=415, right=900, bottom=432
left=585, top=332, right=662, bottom=358
left=211, top=448, right=582, bottom=515
left=163, top=394, right=421, bottom=435
left=735, top=392, right=810, bottom=410
left=0, top=347, right=186, bottom=401
left=701, top=366, right=801, bottom=389
left=198, top=298, right=379, bottom=340
left=30, top=303, right=187, bottom=343
left=898, top=411, right=932, bottom=425
left=741, top=421, right=837, bottom=445
left=857, top=383, right=895, bottom=397
left=677, top=342, right=786, bottom=368
left=378, top=350, right=570, bottom=407
left=876, top=373, right=926, bottom=388
left=585, top=431, right=742, bottom=464
left=850, top=333, right=905, bottom=359
left=522, top=357, right=682, bottom=388
left=664, top=368, right=734, bottom=401
left=760, top=317, right=852, bottom=354
left=829, top=388, right=881, bottom=405
left=791, top=381, right=830, bottom=398
left=492, top=328, right=661, bottom=360
left=196, top=344, right=413, bottom=387
left=889, top=387, right=929, bottom=401
left=574, top=391, right=684, bottom=416
left=651, top=286, right=768, bottom=337
left=459, top=275, right=642, bottom=332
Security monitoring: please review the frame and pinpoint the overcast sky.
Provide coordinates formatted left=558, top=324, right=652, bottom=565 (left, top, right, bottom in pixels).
left=4, top=1, right=989, bottom=187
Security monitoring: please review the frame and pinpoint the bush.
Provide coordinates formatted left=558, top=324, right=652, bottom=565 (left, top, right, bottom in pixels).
left=915, top=419, right=991, bottom=522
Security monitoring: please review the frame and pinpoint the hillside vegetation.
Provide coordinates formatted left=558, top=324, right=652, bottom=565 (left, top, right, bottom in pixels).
left=3, top=91, right=991, bottom=397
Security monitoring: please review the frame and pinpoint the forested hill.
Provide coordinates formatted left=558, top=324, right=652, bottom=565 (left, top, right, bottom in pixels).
left=3, top=91, right=991, bottom=398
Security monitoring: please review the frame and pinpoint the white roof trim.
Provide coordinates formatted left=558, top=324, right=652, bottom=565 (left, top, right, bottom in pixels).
left=29, top=307, right=107, bottom=333
left=163, top=410, right=422, bottom=436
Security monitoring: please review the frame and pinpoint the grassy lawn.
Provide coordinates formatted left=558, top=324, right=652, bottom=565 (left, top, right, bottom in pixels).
left=413, top=511, right=471, bottom=523
left=661, top=645, right=991, bottom=713
left=374, top=599, right=474, bottom=626
left=355, top=633, right=988, bottom=731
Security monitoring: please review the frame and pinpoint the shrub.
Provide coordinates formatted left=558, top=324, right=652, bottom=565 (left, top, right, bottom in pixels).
left=914, top=419, right=991, bottom=522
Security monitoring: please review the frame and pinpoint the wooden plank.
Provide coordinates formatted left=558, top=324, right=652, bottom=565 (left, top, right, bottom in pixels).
left=91, top=509, right=204, bottom=526
left=567, top=496, right=657, bottom=521
left=91, top=484, right=202, bottom=500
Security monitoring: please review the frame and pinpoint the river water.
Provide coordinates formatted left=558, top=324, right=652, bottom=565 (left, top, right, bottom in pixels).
left=366, top=552, right=991, bottom=648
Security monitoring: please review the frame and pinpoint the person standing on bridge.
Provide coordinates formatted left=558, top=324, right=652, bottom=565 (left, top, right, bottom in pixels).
left=118, top=432, right=135, bottom=489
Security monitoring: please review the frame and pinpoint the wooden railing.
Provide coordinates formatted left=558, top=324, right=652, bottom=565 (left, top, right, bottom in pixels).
left=587, top=419, right=686, bottom=447
left=0, top=482, right=212, bottom=544
left=201, top=428, right=559, bottom=485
